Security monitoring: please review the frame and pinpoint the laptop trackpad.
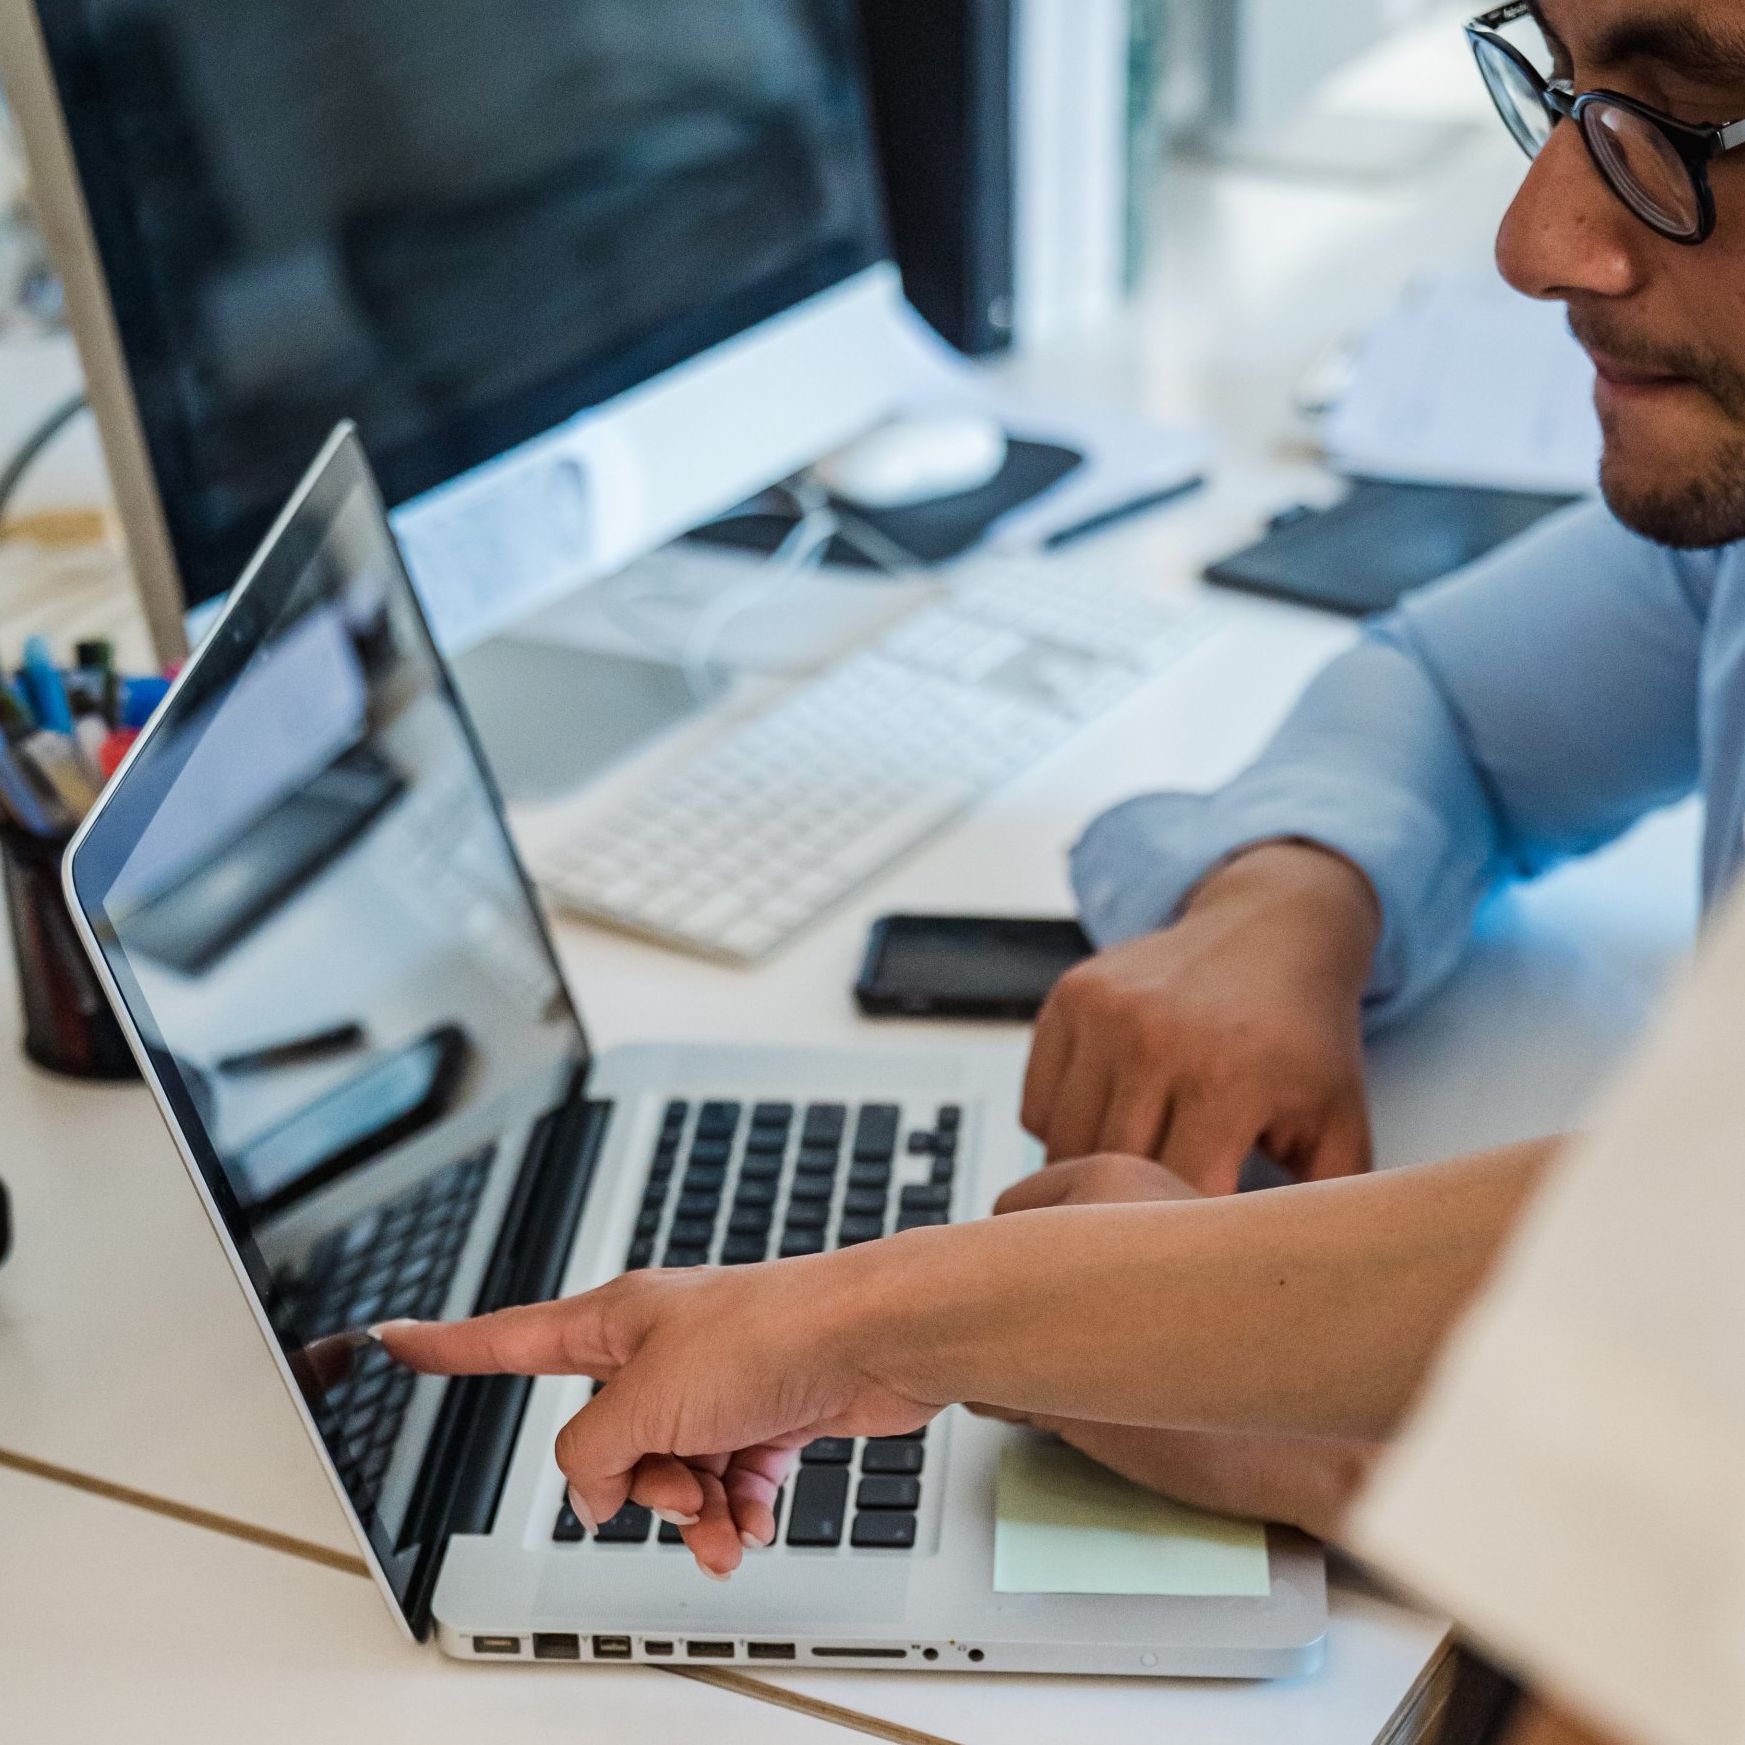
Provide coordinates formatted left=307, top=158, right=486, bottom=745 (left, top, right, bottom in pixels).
left=531, top=1545, right=912, bottom=1627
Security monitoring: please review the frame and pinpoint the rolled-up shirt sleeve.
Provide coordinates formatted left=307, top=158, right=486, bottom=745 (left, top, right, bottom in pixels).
left=1074, top=504, right=1708, bottom=1028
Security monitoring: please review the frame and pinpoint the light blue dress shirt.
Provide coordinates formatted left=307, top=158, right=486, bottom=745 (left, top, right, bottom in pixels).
left=1073, top=503, right=1744, bottom=1028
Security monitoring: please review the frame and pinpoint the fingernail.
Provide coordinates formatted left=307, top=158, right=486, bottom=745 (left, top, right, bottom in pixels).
left=655, top=1508, right=701, bottom=1528
left=567, top=1487, right=599, bottom=1534
left=366, top=1319, right=421, bottom=1343
left=701, top=1566, right=732, bottom=1583
left=739, top=1531, right=765, bottom=1550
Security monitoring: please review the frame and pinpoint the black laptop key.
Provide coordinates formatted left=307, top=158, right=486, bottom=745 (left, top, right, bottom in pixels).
left=669, top=1218, right=717, bottom=1248
left=788, top=1175, right=834, bottom=1203
left=688, top=1137, right=733, bottom=1167
left=678, top=1192, right=722, bottom=1221
left=842, top=1189, right=888, bottom=1218
left=857, top=1475, right=921, bottom=1511
left=837, top=1216, right=885, bottom=1246
left=937, top=1105, right=961, bottom=1132
left=900, top=1184, right=952, bottom=1213
left=796, top=1146, right=841, bottom=1173
left=802, top=1103, right=846, bottom=1143
left=595, top=1503, right=654, bottom=1544
left=697, top=1101, right=741, bottom=1135
left=752, top=1103, right=794, bottom=1127
left=787, top=1467, right=849, bottom=1546
left=853, top=1104, right=901, bottom=1162
left=733, top=1178, right=778, bottom=1209
left=738, top=1153, right=783, bottom=1182
left=862, top=1441, right=925, bottom=1475
left=780, top=1231, right=825, bottom=1258
left=682, top=1165, right=727, bottom=1194
left=852, top=1512, right=917, bottom=1550
left=554, top=1500, right=587, bottom=1543
left=847, top=1163, right=891, bottom=1192
left=659, top=1520, right=685, bottom=1545
left=744, top=1128, right=788, bottom=1156
left=722, top=1235, right=768, bottom=1265
left=662, top=1246, right=708, bottom=1268
left=625, top=1238, right=655, bottom=1271
left=784, top=1200, right=828, bottom=1230
left=635, top=1209, right=662, bottom=1240
left=931, top=1158, right=956, bottom=1188
left=729, top=1207, right=773, bottom=1237
left=801, top=1438, right=854, bottom=1465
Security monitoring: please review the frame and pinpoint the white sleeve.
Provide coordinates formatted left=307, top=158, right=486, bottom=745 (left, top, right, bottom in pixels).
left=1352, top=883, right=1745, bottom=1745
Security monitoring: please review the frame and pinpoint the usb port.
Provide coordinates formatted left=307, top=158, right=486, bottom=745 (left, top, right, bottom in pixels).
left=533, top=1634, right=580, bottom=1661
left=473, top=1636, right=520, bottom=1656
left=592, top=1635, right=633, bottom=1660
left=643, top=1640, right=675, bottom=1657
left=747, top=1642, right=796, bottom=1661
left=686, top=1641, right=735, bottom=1659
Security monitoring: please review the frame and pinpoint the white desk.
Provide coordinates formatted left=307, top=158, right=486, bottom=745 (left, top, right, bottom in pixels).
left=0, top=1463, right=871, bottom=1745
left=0, top=79, right=1696, bottom=1745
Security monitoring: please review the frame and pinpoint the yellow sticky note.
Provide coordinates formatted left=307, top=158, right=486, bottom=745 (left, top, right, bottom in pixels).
left=994, top=1438, right=1273, bottom=1598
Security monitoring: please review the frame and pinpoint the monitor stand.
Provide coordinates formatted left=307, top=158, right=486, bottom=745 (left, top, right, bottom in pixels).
left=451, top=636, right=703, bottom=806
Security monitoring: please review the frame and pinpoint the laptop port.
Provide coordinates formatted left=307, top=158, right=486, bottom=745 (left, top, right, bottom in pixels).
left=592, top=1635, right=633, bottom=1660
left=533, top=1634, right=580, bottom=1661
left=686, top=1641, right=735, bottom=1659
left=643, top=1640, right=675, bottom=1657
left=747, top=1642, right=796, bottom=1661
left=812, top=1646, right=908, bottom=1660
left=473, top=1636, right=521, bottom=1656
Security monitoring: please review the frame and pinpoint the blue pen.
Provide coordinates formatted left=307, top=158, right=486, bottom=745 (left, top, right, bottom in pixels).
left=20, top=636, right=74, bottom=735
left=120, top=674, right=171, bottom=730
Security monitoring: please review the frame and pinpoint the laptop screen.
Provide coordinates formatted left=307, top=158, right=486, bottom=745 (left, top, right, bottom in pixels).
left=67, top=430, right=591, bottom=1618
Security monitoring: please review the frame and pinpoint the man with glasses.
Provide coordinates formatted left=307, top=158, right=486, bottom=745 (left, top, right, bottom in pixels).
left=989, top=0, right=1745, bottom=1541
left=1026, top=0, right=1745, bottom=1186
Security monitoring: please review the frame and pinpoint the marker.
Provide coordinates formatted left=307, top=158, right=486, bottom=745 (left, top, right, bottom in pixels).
left=1044, top=476, right=1209, bottom=552
left=97, top=728, right=138, bottom=781
left=0, top=736, right=59, bottom=836
left=20, top=730, right=100, bottom=817
left=120, top=675, right=171, bottom=730
left=73, top=713, right=109, bottom=781
left=19, top=636, right=74, bottom=734
left=0, top=677, right=33, bottom=740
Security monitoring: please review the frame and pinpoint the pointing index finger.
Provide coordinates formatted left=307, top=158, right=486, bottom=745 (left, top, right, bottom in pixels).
left=374, top=1295, right=620, bottom=1378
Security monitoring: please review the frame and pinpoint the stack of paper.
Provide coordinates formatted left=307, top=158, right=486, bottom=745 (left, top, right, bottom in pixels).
left=1321, top=273, right=1603, bottom=496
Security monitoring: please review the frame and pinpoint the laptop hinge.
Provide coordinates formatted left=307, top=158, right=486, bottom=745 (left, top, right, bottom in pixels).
left=400, top=1088, right=614, bottom=1638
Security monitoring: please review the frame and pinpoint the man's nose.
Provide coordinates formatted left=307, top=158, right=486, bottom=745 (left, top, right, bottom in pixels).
left=1496, top=117, right=1645, bottom=301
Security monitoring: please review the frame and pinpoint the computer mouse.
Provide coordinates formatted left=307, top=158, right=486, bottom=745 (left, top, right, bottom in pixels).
left=814, top=414, right=1009, bottom=511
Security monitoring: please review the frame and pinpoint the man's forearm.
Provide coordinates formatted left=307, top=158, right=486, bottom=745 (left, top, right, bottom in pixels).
left=860, top=1139, right=1560, bottom=1440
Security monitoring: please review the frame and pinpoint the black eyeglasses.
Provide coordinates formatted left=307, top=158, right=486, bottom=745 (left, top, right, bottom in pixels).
left=1468, top=0, right=1745, bottom=244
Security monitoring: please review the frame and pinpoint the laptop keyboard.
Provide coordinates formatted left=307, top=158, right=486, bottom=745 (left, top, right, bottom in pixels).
left=279, top=1146, right=494, bottom=1504
left=553, top=1097, right=961, bottom=1556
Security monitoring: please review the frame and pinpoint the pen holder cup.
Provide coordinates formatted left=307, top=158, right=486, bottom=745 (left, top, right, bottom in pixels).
left=1, top=825, right=137, bottom=1081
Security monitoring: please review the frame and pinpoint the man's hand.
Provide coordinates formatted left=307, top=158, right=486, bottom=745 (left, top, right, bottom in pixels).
left=989, top=1153, right=1382, bottom=1539
left=1023, top=842, right=1383, bottom=1193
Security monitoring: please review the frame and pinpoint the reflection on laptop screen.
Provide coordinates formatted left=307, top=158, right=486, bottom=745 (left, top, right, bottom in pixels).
left=69, top=433, right=590, bottom=1609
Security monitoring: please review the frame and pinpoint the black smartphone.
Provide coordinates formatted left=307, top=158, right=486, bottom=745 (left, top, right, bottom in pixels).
left=856, top=914, right=1093, bottom=1021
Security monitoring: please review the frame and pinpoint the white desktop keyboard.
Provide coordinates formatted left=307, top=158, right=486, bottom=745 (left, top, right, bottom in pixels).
left=538, top=558, right=1217, bottom=962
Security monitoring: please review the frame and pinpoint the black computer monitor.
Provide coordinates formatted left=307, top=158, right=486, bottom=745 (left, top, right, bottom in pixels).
left=6, top=0, right=900, bottom=650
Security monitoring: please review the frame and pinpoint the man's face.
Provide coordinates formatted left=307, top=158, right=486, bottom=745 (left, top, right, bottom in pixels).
left=1498, top=0, right=1745, bottom=547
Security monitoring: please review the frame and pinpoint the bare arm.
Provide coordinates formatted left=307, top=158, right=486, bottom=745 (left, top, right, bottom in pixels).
left=381, top=1137, right=1557, bottom=1576
left=865, top=1138, right=1554, bottom=1440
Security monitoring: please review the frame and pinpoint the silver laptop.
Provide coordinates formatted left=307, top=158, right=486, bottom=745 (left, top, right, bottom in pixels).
left=65, top=426, right=1326, bottom=1678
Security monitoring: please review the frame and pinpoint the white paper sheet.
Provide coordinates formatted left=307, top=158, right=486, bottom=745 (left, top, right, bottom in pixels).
left=1320, top=272, right=1602, bottom=495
